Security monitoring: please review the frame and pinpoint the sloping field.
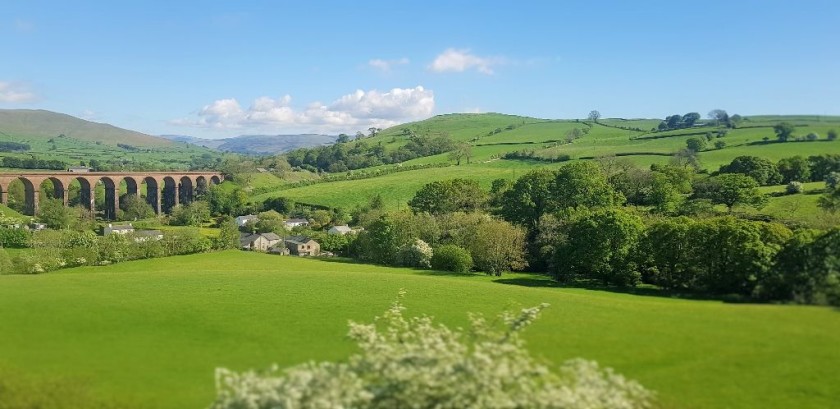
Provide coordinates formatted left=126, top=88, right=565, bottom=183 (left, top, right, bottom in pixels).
left=0, top=251, right=838, bottom=409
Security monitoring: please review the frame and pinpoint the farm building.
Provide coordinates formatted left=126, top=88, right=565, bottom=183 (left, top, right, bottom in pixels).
left=235, top=214, right=258, bottom=227
left=240, top=232, right=282, bottom=251
left=283, top=218, right=309, bottom=230
left=284, top=236, right=320, bottom=256
left=104, top=224, right=135, bottom=235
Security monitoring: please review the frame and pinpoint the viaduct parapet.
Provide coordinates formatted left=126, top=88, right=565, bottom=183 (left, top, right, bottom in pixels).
left=0, top=171, right=224, bottom=219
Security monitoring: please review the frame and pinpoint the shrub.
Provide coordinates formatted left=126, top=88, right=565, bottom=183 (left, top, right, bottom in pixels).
left=826, top=172, right=840, bottom=191
left=828, top=129, right=838, bottom=141
left=397, top=239, right=433, bottom=268
left=431, top=244, right=473, bottom=273
left=714, top=140, right=726, bottom=149
left=806, top=132, right=819, bottom=141
left=211, top=295, right=653, bottom=409
left=786, top=181, right=804, bottom=194
left=0, top=226, right=29, bottom=248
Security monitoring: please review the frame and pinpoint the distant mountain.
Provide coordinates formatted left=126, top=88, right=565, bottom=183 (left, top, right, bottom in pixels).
left=0, top=109, right=174, bottom=147
left=160, top=134, right=337, bottom=155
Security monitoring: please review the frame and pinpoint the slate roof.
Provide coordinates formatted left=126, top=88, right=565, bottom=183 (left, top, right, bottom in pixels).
left=285, top=235, right=314, bottom=245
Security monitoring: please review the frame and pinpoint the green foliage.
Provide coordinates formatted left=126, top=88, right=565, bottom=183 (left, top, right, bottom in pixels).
left=498, top=169, right=555, bottom=228
left=786, top=181, right=804, bottom=194
left=553, top=209, right=645, bottom=287
left=773, top=122, right=796, bottom=141
left=828, top=129, right=838, bottom=141
left=757, top=229, right=840, bottom=306
left=685, top=137, right=706, bottom=152
left=692, top=174, right=766, bottom=211
left=170, top=201, right=211, bottom=226
left=431, top=244, right=473, bottom=273
left=638, top=217, right=699, bottom=290
left=37, top=198, right=76, bottom=229
left=397, top=239, right=433, bottom=268
left=552, top=161, right=624, bottom=210
left=254, top=210, right=285, bottom=233
left=718, top=155, right=782, bottom=185
left=408, top=178, right=487, bottom=215
left=0, top=227, right=29, bottom=248
left=119, top=194, right=155, bottom=220
left=215, top=217, right=241, bottom=250
left=313, top=231, right=354, bottom=255
left=437, top=212, right=527, bottom=275
left=262, top=196, right=296, bottom=215
left=0, top=249, right=12, bottom=273
left=777, top=156, right=811, bottom=183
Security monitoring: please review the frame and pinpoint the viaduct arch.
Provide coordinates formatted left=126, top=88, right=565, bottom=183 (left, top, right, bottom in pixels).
left=0, top=171, right=224, bottom=219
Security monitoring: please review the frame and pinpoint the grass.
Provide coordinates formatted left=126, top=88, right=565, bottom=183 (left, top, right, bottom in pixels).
left=0, top=251, right=838, bottom=409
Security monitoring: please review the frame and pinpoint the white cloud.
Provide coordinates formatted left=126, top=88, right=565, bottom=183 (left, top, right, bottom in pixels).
left=172, top=86, right=435, bottom=134
left=0, top=81, right=38, bottom=103
left=368, top=57, right=410, bottom=71
left=429, top=48, right=501, bottom=75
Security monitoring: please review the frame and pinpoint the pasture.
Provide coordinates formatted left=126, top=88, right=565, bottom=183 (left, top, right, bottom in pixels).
left=0, top=251, right=838, bottom=409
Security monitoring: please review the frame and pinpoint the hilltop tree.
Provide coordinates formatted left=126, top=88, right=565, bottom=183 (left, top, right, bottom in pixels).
left=682, top=112, right=701, bottom=127
left=777, top=156, right=811, bottom=183
left=685, top=137, right=706, bottom=153
left=773, top=122, right=796, bottom=142
left=587, top=110, right=601, bottom=121
left=665, top=114, right=683, bottom=129
left=718, top=155, right=782, bottom=186
left=336, top=134, right=351, bottom=143
left=708, top=109, right=729, bottom=126
left=828, top=129, right=837, bottom=141
left=447, top=143, right=472, bottom=165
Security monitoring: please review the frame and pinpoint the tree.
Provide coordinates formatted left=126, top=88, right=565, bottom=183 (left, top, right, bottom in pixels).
left=682, top=112, right=701, bottom=127
left=498, top=169, right=555, bottom=228
left=708, top=109, right=729, bottom=126
left=430, top=244, right=473, bottom=273
left=457, top=216, right=527, bottom=276
left=211, top=296, right=653, bottom=409
left=37, top=198, right=74, bottom=229
left=829, top=129, right=838, bottom=141
left=408, top=179, right=486, bottom=215
left=777, top=156, right=811, bottom=183
left=553, top=209, right=644, bottom=287
left=718, top=155, right=782, bottom=185
left=263, top=196, right=296, bottom=215
left=665, top=114, right=682, bottom=129
left=685, top=137, right=706, bottom=152
left=806, top=132, right=820, bottom=141
left=757, top=228, right=840, bottom=306
left=254, top=210, right=285, bottom=233
left=215, top=216, right=241, bottom=250
left=447, top=143, right=472, bottom=165
left=551, top=161, right=624, bottom=211
left=120, top=194, right=155, bottom=220
left=714, top=140, right=726, bottom=149
left=170, top=201, right=211, bottom=226
left=587, top=110, right=601, bottom=121
left=397, top=239, right=433, bottom=268
left=336, top=133, right=351, bottom=143
left=773, top=122, right=796, bottom=142
left=368, top=127, right=382, bottom=137
left=692, top=174, right=766, bottom=211
left=638, top=217, right=699, bottom=290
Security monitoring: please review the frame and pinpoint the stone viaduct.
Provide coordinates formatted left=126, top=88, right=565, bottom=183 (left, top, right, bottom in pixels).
left=0, top=171, right=223, bottom=219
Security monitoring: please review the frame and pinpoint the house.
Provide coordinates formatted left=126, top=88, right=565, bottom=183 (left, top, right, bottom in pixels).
left=240, top=232, right=282, bottom=251
left=268, top=245, right=290, bottom=255
left=256, top=167, right=269, bottom=173
left=67, top=166, right=92, bottom=173
left=104, top=223, right=135, bottom=235
left=133, top=230, right=164, bottom=242
left=328, top=225, right=353, bottom=235
left=235, top=214, right=259, bottom=227
left=284, top=235, right=320, bottom=256
left=283, top=218, right=309, bottom=230
left=29, top=222, right=48, bottom=231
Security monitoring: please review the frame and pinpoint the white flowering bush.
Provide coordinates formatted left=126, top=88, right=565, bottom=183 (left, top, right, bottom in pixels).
left=398, top=239, right=434, bottom=268
left=211, top=292, right=653, bottom=409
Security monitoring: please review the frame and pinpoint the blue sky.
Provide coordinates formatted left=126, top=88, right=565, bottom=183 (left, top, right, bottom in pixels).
left=2, top=0, right=839, bottom=138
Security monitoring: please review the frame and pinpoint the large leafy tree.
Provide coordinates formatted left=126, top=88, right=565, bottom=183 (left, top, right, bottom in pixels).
left=408, top=179, right=486, bottom=215
left=498, top=169, right=556, bottom=228
left=777, top=156, right=812, bottom=183
left=692, top=174, right=766, bottom=211
left=120, top=194, right=155, bottom=220
left=551, top=161, right=624, bottom=211
left=773, top=122, right=796, bottom=142
left=36, top=198, right=74, bottom=229
left=718, top=155, right=782, bottom=185
left=553, top=208, right=644, bottom=287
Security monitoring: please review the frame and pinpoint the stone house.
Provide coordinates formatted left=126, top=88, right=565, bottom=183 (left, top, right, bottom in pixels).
left=328, top=225, right=353, bottom=235
left=284, top=235, right=320, bottom=256
left=240, top=232, right=282, bottom=251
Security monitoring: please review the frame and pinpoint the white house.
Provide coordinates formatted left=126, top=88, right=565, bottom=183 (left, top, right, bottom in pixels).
left=328, top=225, right=353, bottom=235
left=235, top=215, right=259, bottom=227
left=283, top=218, right=309, bottom=230
left=104, top=223, right=135, bottom=235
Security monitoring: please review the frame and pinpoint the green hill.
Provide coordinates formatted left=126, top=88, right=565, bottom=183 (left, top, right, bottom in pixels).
left=251, top=113, right=840, bottom=223
left=1, top=251, right=837, bottom=409
left=0, top=109, right=222, bottom=171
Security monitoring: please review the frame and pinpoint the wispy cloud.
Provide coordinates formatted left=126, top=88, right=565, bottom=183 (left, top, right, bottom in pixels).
left=13, top=18, right=35, bottom=33
left=368, top=57, right=410, bottom=72
left=0, top=81, right=38, bottom=103
left=171, top=86, right=435, bottom=134
left=429, top=48, right=503, bottom=75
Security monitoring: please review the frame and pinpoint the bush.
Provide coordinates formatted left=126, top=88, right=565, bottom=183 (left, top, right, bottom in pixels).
left=430, top=244, right=473, bottom=273
left=397, top=239, right=433, bottom=268
left=211, top=295, right=653, bottom=409
left=714, top=140, right=726, bottom=149
left=786, top=181, right=804, bottom=194
left=0, top=226, right=29, bottom=248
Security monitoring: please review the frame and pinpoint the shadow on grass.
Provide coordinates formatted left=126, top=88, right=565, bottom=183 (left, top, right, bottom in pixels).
left=493, top=277, right=758, bottom=303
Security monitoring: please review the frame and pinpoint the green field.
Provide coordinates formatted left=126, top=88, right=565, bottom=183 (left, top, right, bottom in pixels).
left=1, top=251, right=838, bottom=409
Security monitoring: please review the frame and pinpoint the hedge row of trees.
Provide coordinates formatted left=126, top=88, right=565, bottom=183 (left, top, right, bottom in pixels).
left=1, top=156, right=66, bottom=170
left=285, top=134, right=457, bottom=173
left=717, top=154, right=840, bottom=185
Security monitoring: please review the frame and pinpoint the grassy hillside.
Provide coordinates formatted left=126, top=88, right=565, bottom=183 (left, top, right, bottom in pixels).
left=0, top=109, right=223, bottom=171
left=254, top=113, right=840, bottom=223
left=0, top=109, right=172, bottom=147
left=0, top=251, right=837, bottom=409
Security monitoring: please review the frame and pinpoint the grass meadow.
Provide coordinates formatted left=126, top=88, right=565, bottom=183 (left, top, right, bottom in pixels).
left=0, top=251, right=838, bottom=409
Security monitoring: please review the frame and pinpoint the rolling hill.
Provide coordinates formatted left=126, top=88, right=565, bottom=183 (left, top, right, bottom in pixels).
left=161, top=133, right=337, bottom=155
left=0, top=109, right=173, bottom=147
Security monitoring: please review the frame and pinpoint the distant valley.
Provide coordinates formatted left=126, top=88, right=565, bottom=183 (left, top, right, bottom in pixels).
left=160, top=133, right=337, bottom=155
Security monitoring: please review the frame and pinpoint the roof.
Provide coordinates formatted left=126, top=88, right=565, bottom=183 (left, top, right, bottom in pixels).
left=109, top=225, right=134, bottom=231
left=285, top=218, right=309, bottom=224
left=330, top=225, right=352, bottom=233
left=285, top=235, right=315, bottom=245
left=236, top=214, right=258, bottom=220
left=261, top=232, right=281, bottom=241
